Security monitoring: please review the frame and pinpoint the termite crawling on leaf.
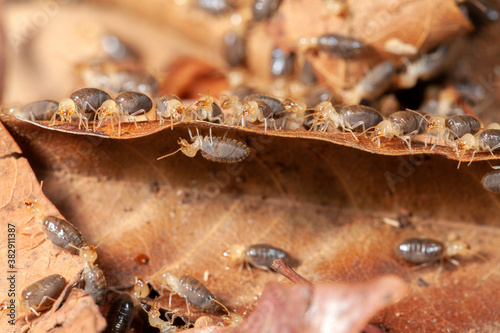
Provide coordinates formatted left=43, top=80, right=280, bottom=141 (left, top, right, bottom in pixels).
left=370, top=110, right=427, bottom=149
left=23, top=181, right=85, bottom=254
left=161, top=273, right=228, bottom=313
left=223, top=243, right=291, bottom=271
left=157, top=128, right=250, bottom=163
left=19, top=274, right=66, bottom=323
left=396, top=237, right=484, bottom=267
left=95, top=91, right=152, bottom=133
left=70, top=241, right=108, bottom=306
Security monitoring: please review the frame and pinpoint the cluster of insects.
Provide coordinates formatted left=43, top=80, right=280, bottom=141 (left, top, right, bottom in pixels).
left=18, top=182, right=107, bottom=324
left=18, top=185, right=293, bottom=331
left=12, top=84, right=500, bottom=167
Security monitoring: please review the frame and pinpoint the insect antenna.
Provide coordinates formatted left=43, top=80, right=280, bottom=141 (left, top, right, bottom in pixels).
left=157, top=147, right=182, bottom=160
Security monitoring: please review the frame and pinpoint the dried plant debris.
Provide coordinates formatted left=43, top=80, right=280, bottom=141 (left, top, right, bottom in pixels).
left=1, top=112, right=499, bottom=332
left=2, top=1, right=500, bottom=332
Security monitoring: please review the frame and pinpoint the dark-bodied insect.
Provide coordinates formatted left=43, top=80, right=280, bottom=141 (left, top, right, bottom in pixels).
left=20, top=274, right=66, bottom=322
left=156, top=95, right=189, bottom=128
left=221, top=94, right=272, bottom=129
left=334, top=105, right=383, bottom=138
left=223, top=243, right=291, bottom=271
left=161, top=273, right=228, bottom=312
left=157, top=128, right=250, bottom=163
left=115, top=91, right=153, bottom=116
left=101, top=34, right=139, bottom=61
left=24, top=183, right=85, bottom=254
left=270, top=47, right=295, bottom=77
left=22, top=100, right=59, bottom=121
left=396, top=237, right=482, bottom=267
left=395, top=46, right=449, bottom=89
left=252, top=0, right=282, bottom=21
left=70, top=241, right=108, bottom=306
left=95, top=91, right=151, bottom=134
left=421, top=113, right=475, bottom=150
left=445, top=115, right=481, bottom=139
left=343, top=61, right=395, bottom=104
left=147, top=298, right=179, bottom=333
left=370, top=110, right=426, bottom=149
left=298, top=60, right=317, bottom=86
left=105, top=293, right=135, bottom=333
left=481, top=170, right=500, bottom=193
left=317, top=33, right=366, bottom=58
left=70, top=88, right=112, bottom=116
left=196, top=0, right=235, bottom=15
left=455, top=129, right=500, bottom=164
left=244, top=94, right=286, bottom=129
left=193, top=94, right=223, bottom=123
left=223, top=30, right=246, bottom=67
left=49, top=88, right=111, bottom=130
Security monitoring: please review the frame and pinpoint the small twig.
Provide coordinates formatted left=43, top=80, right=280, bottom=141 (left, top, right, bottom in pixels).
left=271, top=258, right=313, bottom=287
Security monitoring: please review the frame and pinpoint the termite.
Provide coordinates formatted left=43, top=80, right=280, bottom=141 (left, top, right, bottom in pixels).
left=157, top=128, right=249, bottom=163
left=22, top=100, right=59, bottom=121
left=245, top=94, right=286, bottom=129
left=309, top=100, right=383, bottom=137
left=95, top=91, right=152, bottom=133
left=338, top=105, right=383, bottom=134
left=223, top=30, right=246, bottom=67
left=270, top=47, right=295, bottom=77
left=455, top=129, right=500, bottom=164
left=252, top=0, right=282, bottom=21
left=317, top=33, right=366, bottom=58
left=282, top=98, right=307, bottom=130
left=396, top=237, right=483, bottom=267
left=24, top=182, right=85, bottom=254
left=221, top=94, right=277, bottom=130
left=394, top=46, right=449, bottom=89
left=445, top=115, right=481, bottom=139
left=370, top=110, right=427, bottom=149
left=49, top=88, right=111, bottom=130
left=222, top=243, right=291, bottom=271
left=147, top=297, right=179, bottom=333
left=49, top=98, right=90, bottom=130
left=193, top=93, right=223, bottom=123
left=342, top=61, right=395, bottom=104
left=196, top=0, right=235, bottom=15
left=100, top=33, right=139, bottom=61
left=481, top=170, right=500, bottom=193
left=105, top=293, right=135, bottom=333
left=161, top=273, right=228, bottom=312
left=156, top=95, right=189, bottom=128
left=20, top=274, right=66, bottom=322
left=422, top=114, right=479, bottom=150
left=70, top=240, right=108, bottom=306
left=133, top=277, right=150, bottom=299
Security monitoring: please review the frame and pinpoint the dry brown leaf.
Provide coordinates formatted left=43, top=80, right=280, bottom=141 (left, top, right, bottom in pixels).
left=30, top=289, right=106, bottom=333
left=0, top=122, right=90, bottom=333
left=1, top=115, right=499, bottom=332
